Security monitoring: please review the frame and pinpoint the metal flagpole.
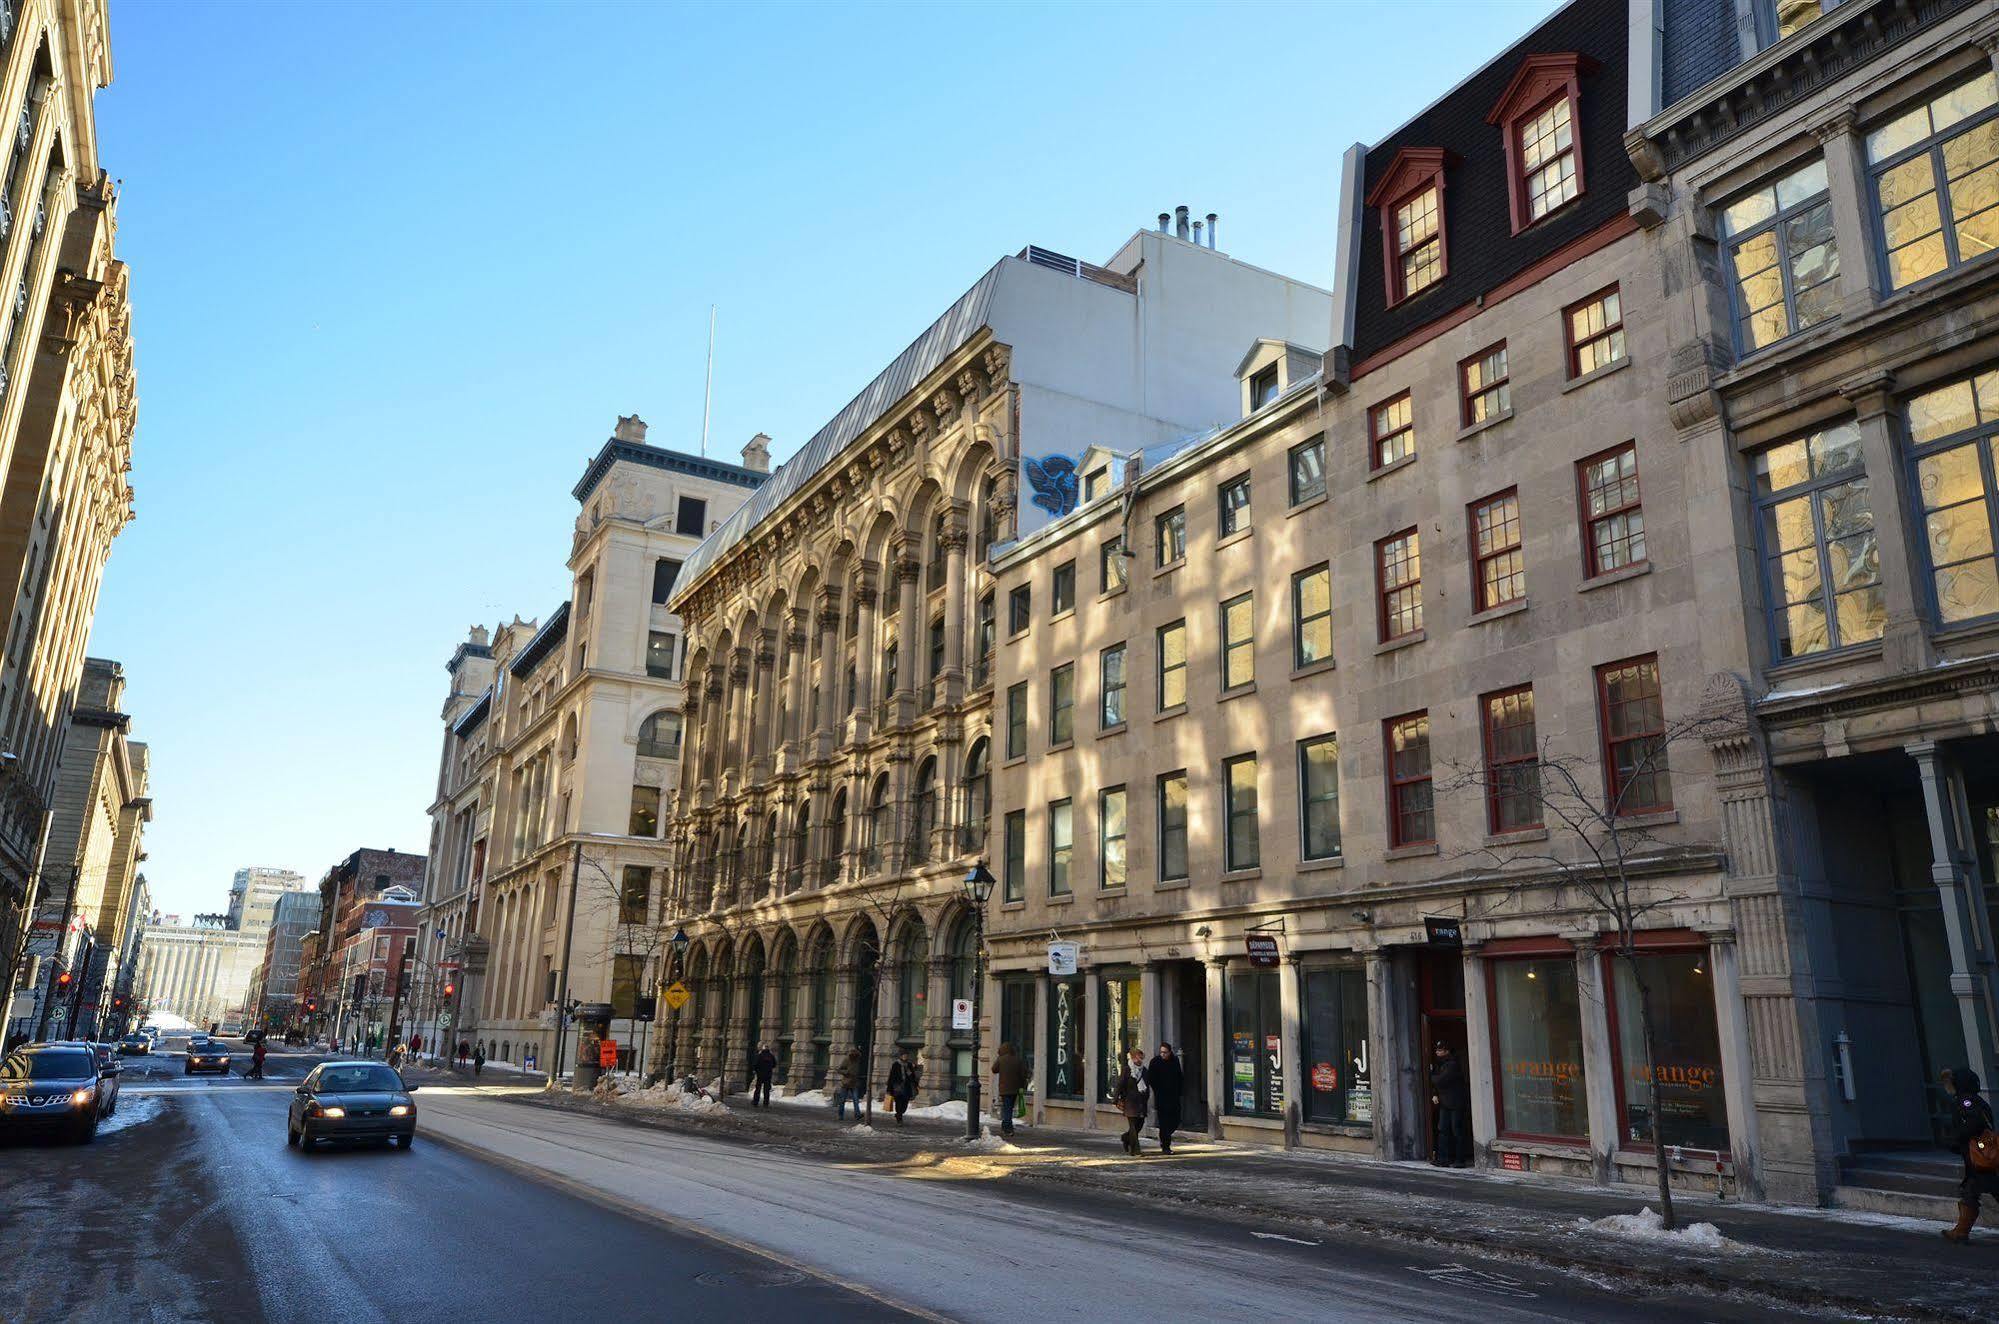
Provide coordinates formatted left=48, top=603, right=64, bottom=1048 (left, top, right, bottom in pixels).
left=700, top=305, right=715, bottom=457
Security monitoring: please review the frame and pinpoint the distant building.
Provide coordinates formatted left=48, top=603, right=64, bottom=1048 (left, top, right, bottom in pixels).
left=133, top=864, right=310, bottom=1032
left=297, top=848, right=424, bottom=1043
left=250, top=889, right=316, bottom=1028
left=228, top=866, right=306, bottom=933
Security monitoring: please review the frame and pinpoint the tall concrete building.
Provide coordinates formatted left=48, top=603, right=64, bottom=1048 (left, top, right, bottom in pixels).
left=248, top=888, right=315, bottom=1029
left=227, top=866, right=305, bottom=934
left=133, top=864, right=308, bottom=1033
left=414, top=417, right=764, bottom=1072
left=659, top=229, right=1330, bottom=1102
left=0, top=0, right=137, bottom=1005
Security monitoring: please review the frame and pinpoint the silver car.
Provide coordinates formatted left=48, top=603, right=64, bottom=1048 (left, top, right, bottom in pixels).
left=287, top=1060, right=418, bottom=1151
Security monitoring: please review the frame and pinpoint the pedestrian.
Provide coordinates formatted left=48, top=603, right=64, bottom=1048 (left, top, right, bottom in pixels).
left=458, top=1039, right=469, bottom=1066
left=1147, top=1042, right=1184, bottom=1154
left=410, top=1033, right=422, bottom=1059
left=1941, top=1065, right=1999, bottom=1242
left=1429, top=1041, right=1471, bottom=1168
left=992, top=1042, right=1029, bottom=1137
left=834, top=1048, right=863, bottom=1122
left=887, top=1048, right=920, bottom=1124
left=473, top=1043, right=486, bottom=1077
left=1115, top=1047, right=1149, bottom=1156
left=247, top=1038, right=267, bottom=1080
left=751, top=1043, right=778, bottom=1107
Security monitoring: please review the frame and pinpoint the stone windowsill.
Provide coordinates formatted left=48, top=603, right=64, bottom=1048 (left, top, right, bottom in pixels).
left=1455, top=406, right=1514, bottom=443
left=1467, top=599, right=1529, bottom=627
left=1220, top=867, right=1263, bottom=883
left=1578, top=561, right=1650, bottom=593
left=1366, top=453, right=1419, bottom=484
left=1051, top=607, right=1076, bottom=625
left=1385, top=842, right=1440, bottom=861
left=1045, top=893, right=1076, bottom=906
left=1374, top=629, right=1427, bottom=656
left=1097, top=722, right=1128, bottom=741
left=1287, top=492, right=1329, bottom=519
left=1484, top=827, right=1550, bottom=847
left=1298, top=855, right=1345, bottom=873
left=1153, top=877, right=1190, bottom=892
left=1561, top=356, right=1630, bottom=394
left=1153, top=557, right=1185, bottom=580
left=1154, top=704, right=1187, bottom=724
left=1218, top=682, right=1258, bottom=704
left=1217, top=528, right=1254, bottom=552
left=1046, top=739, right=1075, bottom=755
left=1291, top=658, right=1337, bottom=681
left=1615, top=808, right=1680, bottom=829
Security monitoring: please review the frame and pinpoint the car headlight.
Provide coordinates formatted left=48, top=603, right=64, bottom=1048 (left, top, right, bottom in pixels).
left=318, top=1106, right=346, bottom=1119
left=389, top=1104, right=409, bottom=1116
left=71, top=1087, right=95, bottom=1106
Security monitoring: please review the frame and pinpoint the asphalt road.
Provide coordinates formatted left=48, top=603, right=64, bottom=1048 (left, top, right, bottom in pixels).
left=0, top=1041, right=900, bottom=1322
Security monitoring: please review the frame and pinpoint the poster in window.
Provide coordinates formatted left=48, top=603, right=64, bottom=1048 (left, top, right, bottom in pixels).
left=1612, top=951, right=1729, bottom=1151
left=1231, top=1029, right=1256, bottom=1111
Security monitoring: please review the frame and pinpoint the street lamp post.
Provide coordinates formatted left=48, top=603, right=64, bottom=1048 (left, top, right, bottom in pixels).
left=962, top=861, right=996, bottom=1141
left=665, top=926, right=689, bottom=1082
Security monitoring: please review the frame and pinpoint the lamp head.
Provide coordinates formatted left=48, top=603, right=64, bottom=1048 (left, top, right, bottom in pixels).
left=963, top=861, right=997, bottom=905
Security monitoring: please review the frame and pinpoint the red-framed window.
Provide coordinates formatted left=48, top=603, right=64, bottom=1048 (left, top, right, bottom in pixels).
left=1565, top=285, right=1626, bottom=378
left=1384, top=711, right=1433, bottom=848
left=1486, top=53, right=1591, bottom=235
left=1480, top=686, right=1540, bottom=833
left=1459, top=342, right=1510, bottom=427
left=1596, top=654, right=1672, bottom=814
left=1598, top=932, right=1731, bottom=1156
left=1484, top=940, right=1589, bottom=1143
left=1469, top=489, right=1525, bottom=611
left=1370, top=392, right=1415, bottom=470
left=1577, top=441, right=1645, bottom=577
left=1376, top=528, right=1422, bottom=641
left=1365, top=147, right=1451, bottom=306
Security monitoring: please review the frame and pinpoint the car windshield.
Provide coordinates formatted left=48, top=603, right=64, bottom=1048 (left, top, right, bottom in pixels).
left=1, top=1049, right=93, bottom=1081
left=317, top=1065, right=402, bottom=1093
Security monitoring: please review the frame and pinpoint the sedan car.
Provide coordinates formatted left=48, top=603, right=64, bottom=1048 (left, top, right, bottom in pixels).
left=184, top=1037, right=232, bottom=1075
left=0, top=1043, right=111, bottom=1142
left=287, top=1061, right=417, bottom=1151
left=117, top=1033, right=149, bottom=1056
left=80, top=1043, right=120, bottom=1115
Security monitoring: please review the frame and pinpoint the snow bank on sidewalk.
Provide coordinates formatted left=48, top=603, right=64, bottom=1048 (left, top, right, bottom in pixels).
left=1575, top=1206, right=1744, bottom=1253
left=846, top=1123, right=877, bottom=1136
left=958, top=1130, right=1021, bottom=1153
left=604, top=1078, right=731, bottom=1115
left=904, top=1098, right=968, bottom=1122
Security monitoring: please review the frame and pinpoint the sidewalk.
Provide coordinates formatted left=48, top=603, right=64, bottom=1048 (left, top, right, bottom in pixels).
left=407, top=1068, right=1997, bottom=1322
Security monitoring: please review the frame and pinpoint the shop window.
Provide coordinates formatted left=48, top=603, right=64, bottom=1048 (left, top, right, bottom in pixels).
left=1470, top=489, right=1525, bottom=611
left=897, top=929, right=929, bottom=1041
left=1100, top=643, right=1127, bottom=729
left=1608, top=949, right=1729, bottom=1153
left=1490, top=954, right=1589, bottom=1140
left=1293, top=564, right=1332, bottom=668
left=1481, top=687, right=1541, bottom=833
left=1385, top=711, right=1433, bottom=848
left=1459, top=343, right=1510, bottom=427
left=1376, top=529, right=1423, bottom=641
left=1099, top=786, right=1127, bottom=889
left=1597, top=655, right=1672, bottom=814
left=1867, top=71, right=1999, bottom=292
left=1156, top=506, right=1186, bottom=567
left=1719, top=158, right=1837, bottom=354
left=1221, top=592, right=1254, bottom=691
left=1578, top=442, right=1645, bottom=577
left=1052, top=560, right=1076, bottom=616
left=1226, top=967, right=1284, bottom=1118
left=1565, top=286, right=1627, bottom=378
left=1157, top=770, right=1189, bottom=882
left=1369, top=392, right=1415, bottom=470
left=1289, top=434, right=1327, bottom=506
left=1754, top=421, right=1881, bottom=657
left=1097, top=973, right=1143, bottom=1102
left=1303, top=964, right=1371, bottom=1126
left=1218, top=473, right=1251, bottom=537
left=999, top=978, right=1036, bottom=1090
left=1049, top=663, right=1075, bottom=745
left=1906, top=370, right=1999, bottom=625
left=1046, top=976, right=1084, bottom=1099
left=1157, top=619, right=1187, bottom=710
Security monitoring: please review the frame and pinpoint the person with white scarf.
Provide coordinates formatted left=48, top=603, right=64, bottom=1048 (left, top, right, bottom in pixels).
left=1114, top=1047, right=1150, bottom=1156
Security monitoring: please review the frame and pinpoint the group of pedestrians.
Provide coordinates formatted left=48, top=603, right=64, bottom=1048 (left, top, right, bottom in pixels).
left=1111, top=1042, right=1185, bottom=1155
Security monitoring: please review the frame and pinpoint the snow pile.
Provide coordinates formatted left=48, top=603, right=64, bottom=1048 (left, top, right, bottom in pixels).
left=1575, top=1206, right=1742, bottom=1253
left=904, top=1098, right=969, bottom=1122
left=958, top=1130, right=1021, bottom=1153
left=846, top=1123, right=877, bottom=1136
left=608, top=1079, right=731, bottom=1115
left=774, top=1088, right=831, bottom=1109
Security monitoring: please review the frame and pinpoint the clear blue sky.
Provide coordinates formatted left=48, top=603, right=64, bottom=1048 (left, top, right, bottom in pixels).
left=89, top=0, right=1554, bottom=918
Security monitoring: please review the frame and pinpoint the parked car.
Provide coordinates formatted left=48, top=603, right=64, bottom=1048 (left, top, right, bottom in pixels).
left=117, top=1033, right=149, bottom=1056
left=79, top=1043, right=120, bottom=1114
left=184, top=1037, right=232, bottom=1076
left=288, top=1060, right=417, bottom=1151
left=0, top=1043, right=112, bottom=1142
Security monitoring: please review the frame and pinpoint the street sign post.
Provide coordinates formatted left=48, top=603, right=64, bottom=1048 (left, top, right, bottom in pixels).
left=951, top=998, right=974, bottom=1030
left=598, top=1040, right=618, bottom=1069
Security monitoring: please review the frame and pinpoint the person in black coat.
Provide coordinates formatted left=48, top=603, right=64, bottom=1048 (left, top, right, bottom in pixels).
left=1942, top=1065, right=1999, bottom=1242
left=887, top=1049, right=921, bottom=1124
left=1146, top=1043, right=1185, bottom=1154
left=1429, top=1042, right=1471, bottom=1168
left=751, top=1044, right=779, bottom=1107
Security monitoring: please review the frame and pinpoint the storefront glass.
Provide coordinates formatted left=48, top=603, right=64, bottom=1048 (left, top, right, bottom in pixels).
left=1000, top=978, right=1036, bottom=1093
left=1610, top=950, right=1728, bottom=1152
left=1046, top=976, right=1084, bottom=1099
left=1225, top=968, right=1283, bottom=1118
left=1491, top=956, right=1587, bottom=1139
left=1303, top=964, right=1371, bottom=1127
left=1097, top=974, right=1143, bottom=1101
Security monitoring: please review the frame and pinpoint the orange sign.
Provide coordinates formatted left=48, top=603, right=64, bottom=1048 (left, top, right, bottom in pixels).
left=598, top=1040, right=618, bottom=1068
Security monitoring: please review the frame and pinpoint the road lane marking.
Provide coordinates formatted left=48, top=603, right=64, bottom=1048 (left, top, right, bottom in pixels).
left=1251, top=1232, right=1322, bottom=1246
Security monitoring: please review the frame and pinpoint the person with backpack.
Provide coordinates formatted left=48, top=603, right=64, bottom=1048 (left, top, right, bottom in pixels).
left=1942, top=1065, right=1999, bottom=1243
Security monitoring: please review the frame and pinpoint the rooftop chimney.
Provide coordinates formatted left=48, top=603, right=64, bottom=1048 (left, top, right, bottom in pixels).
left=741, top=432, right=772, bottom=474
left=1158, top=212, right=1171, bottom=233
left=469, top=624, right=490, bottom=647
left=613, top=414, right=647, bottom=443
left=1191, top=219, right=1203, bottom=246
left=1175, top=205, right=1190, bottom=241
left=1206, top=213, right=1218, bottom=250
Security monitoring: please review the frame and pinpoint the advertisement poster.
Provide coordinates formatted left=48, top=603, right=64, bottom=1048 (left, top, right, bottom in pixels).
left=1265, top=1033, right=1283, bottom=1108
left=1231, top=1029, right=1256, bottom=1111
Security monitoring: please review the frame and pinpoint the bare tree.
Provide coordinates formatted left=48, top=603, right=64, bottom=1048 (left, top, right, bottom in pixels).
left=1441, top=709, right=1725, bottom=1230
left=573, top=846, right=671, bottom=1080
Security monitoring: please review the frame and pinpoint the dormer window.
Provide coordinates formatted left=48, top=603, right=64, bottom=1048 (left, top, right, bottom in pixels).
left=1365, top=148, right=1451, bottom=307
left=1248, top=364, right=1280, bottom=410
left=1488, top=53, right=1592, bottom=235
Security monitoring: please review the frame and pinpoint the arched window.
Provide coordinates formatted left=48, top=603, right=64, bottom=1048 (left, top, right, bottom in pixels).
left=961, top=738, right=990, bottom=857
left=977, top=476, right=996, bottom=562
left=790, top=799, right=811, bottom=893
left=910, top=758, right=937, bottom=864
left=928, top=512, right=947, bottom=589
left=867, top=776, right=894, bottom=874
left=806, top=933, right=834, bottom=1077
left=638, top=711, right=683, bottom=760
left=826, top=790, right=848, bottom=887
left=897, top=921, right=930, bottom=1041
left=973, top=592, right=995, bottom=687
left=947, top=915, right=979, bottom=1098
left=562, top=713, right=579, bottom=763
left=763, top=811, right=780, bottom=896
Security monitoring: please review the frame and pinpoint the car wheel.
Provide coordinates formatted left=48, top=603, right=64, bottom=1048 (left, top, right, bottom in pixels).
left=299, top=1127, right=316, bottom=1152
left=183, top=1063, right=192, bottom=1075
left=286, top=1122, right=299, bottom=1148
left=395, top=1133, right=414, bottom=1150
left=75, top=1121, right=97, bottom=1145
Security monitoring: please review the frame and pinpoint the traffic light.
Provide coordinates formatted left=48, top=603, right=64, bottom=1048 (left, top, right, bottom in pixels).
left=442, top=981, right=455, bottom=998
left=55, top=969, right=71, bottom=989
left=113, top=996, right=125, bottom=1009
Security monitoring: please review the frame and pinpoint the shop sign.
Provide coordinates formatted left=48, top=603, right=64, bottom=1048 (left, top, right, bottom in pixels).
left=1423, top=916, right=1463, bottom=948
left=1244, top=934, right=1281, bottom=967
left=1500, top=1151, right=1527, bottom=1172
left=951, top=998, right=974, bottom=1031
left=1311, top=1061, right=1338, bottom=1092
left=1265, top=1033, right=1283, bottom=1101
left=662, top=981, right=691, bottom=1011
left=598, top=1040, right=619, bottom=1068
left=1047, top=942, right=1080, bottom=976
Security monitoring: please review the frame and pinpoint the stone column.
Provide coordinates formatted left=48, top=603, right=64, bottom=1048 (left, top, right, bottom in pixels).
left=814, top=590, right=841, bottom=750
left=726, top=648, right=753, bottom=787
left=1704, top=929, right=1762, bottom=1197
left=1139, top=963, right=1162, bottom=1058
left=1032, top=973, right=1050, bottom=1126
left=922, top=952, right=953, bottom=1106
left=1810, top=110, right=1885, bottom=319
left=1279, top=956, right=1304, bottom=1147
left=1205, top=957, right=1227, bottom=1140
left=1461, top=947, right=1496, bottom=1164
left=721, top=969, right=751, bottom=1093
left=1083, top=968, right=1101, bottom=1131
left=1909, top=741, right=1999, bottom=1085
left=1840, top=371, right=1932, bottom=672
left=894, top=540, right=922, bottom=719
left=850, top=564, right=879, bottom=742
left=940, top=504, right=969, bottom=703
left=1365, top=948, right=1411, bottom=1161
left=702, top=665, right=727, bottom=789
left=751, top=631, right=778, bottom=776
left=786, top=968, right=816, bottom=1095
left=1573, top=936, right=1621, bottom=1182
left=784, top=610, right=811, bottom=753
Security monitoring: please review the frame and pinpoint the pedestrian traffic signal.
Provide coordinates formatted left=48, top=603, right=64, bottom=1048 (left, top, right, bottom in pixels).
left=442, top=981, right=455, bottom=998
left=55, top=969, right=71, bottom=988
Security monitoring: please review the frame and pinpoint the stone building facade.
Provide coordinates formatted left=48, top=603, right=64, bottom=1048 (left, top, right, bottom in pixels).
left=0, top=0, right=136, bottom=1028
left=410, top=417, right=765, bottom=1074
left=660, top=230, right=1330, bottom=1105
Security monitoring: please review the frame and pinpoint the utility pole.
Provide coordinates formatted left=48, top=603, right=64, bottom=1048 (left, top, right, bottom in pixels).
left=549, top=839, right=583, bottom=1085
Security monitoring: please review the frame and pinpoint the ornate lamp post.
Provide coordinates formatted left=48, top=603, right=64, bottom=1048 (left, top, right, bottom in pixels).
left=665, top=925, right=689, bottom=1081
left=961, top=860, right=996, bottom=1140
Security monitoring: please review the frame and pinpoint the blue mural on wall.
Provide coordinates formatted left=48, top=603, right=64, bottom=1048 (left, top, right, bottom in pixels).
left=1021, top=453, right=1079, bottom=520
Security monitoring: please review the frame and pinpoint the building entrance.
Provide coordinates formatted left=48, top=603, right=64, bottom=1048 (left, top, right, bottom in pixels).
left=1417, top=948, right=1467, bottom=1162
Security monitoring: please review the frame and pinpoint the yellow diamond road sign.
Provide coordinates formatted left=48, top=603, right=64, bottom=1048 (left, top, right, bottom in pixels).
left=662, top=981, right=691, bottom=1011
